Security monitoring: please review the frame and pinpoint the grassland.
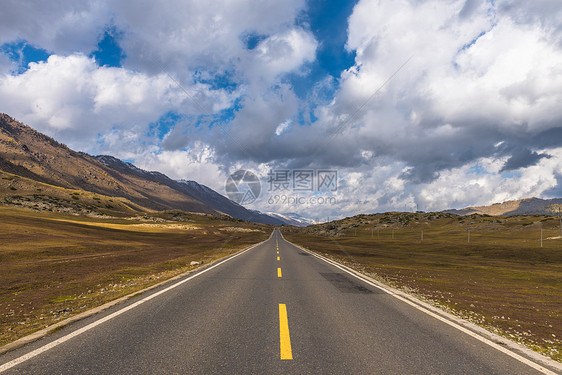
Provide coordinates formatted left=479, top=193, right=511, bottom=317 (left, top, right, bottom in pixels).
left=282, top=212, right=562, bottom=362
left=0, top=206, right=270, bottom=347
left=0, top=171, right=145, bottom=216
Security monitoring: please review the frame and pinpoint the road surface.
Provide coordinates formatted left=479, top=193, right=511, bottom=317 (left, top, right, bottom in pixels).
left=0, top=229, right=557, bottom=374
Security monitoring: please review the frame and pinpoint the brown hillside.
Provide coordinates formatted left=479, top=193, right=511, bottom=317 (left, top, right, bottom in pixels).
left=444, top=197, right=562, bottom=216
left=0, top=114, right=216, bottom=214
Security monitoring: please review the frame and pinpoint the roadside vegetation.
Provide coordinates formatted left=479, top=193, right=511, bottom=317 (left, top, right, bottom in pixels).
left=0, top=206, right=270, bottom=347
left=282, top=212, right=562, bottom=362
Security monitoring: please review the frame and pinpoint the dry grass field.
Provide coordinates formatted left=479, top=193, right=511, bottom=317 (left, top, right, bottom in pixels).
left=282, top=212, right=562, bottom=362
left=0, top=206, right=270, bottom=347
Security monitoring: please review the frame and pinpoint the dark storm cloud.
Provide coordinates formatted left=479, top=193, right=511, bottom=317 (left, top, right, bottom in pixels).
left=542, top=174, right=562, bottom=198
left=500, top=148, right=550, bottom=172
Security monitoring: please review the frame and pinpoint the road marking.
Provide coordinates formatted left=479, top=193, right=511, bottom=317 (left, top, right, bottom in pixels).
left=0, top=241, right=266, bottom=373
left=277, top=256, right=280, bottom=261
left=277, top=251, right=279, bottom=254
left=277, top=268, right=282, bottom=278
left=279, top=304, right=293, bottom=360
left=286, top=237, right=559, bottom=375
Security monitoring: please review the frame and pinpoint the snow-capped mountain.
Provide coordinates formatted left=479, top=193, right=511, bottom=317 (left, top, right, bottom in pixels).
left=265, top=212, right=318, bottom=227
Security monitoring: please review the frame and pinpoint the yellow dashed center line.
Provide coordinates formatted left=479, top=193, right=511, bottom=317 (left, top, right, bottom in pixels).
left=275, top=234, right=292, bottom=359
left=279, top=304, right=293, bottom=360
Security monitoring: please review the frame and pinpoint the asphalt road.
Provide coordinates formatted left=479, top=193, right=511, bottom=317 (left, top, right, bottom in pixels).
left=0, top=229, right=556, bottom=374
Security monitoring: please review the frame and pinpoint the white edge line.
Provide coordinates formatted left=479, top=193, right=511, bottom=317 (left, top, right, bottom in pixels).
left=0, top=238, right=269, bottom=373
left=280, top=233, right=559, bottom=375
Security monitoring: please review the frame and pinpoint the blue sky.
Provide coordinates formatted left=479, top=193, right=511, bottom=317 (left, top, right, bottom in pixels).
left=91, top=26, right=126, bottom=68
left=0, top=40, right=51, bottom=74
left=290, top=0, right=357, bottom=99
left=1, top=0, right=562, bottom=221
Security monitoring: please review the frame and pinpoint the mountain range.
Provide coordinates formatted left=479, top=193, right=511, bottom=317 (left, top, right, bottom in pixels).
left=3, top=113, right=561, bottom=224
left=444, top=197, right=562, bottom=216
left=265, top=212, right=319, bottom=227
left=0, top=113, right=305, bottom=226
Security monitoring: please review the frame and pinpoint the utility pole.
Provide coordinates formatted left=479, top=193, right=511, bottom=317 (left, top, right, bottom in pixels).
left=541, top=227, right=543, bottom=248
left=421, top=230, right=423, bottom=242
